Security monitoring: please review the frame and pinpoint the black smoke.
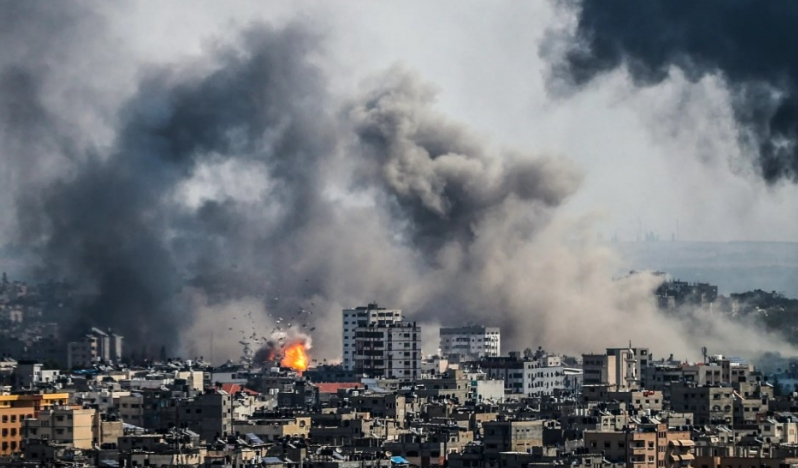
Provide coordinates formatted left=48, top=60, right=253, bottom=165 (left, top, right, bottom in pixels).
left=12, top=22, right=335, bottom=352
left=557, top=0, right=798, bottom=183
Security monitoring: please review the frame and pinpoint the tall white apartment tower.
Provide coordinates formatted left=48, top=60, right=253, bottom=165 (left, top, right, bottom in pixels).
left=342, top=303, right=402, bottom=371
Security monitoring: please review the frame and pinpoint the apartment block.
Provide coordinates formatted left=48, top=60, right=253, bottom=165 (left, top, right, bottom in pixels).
left=583, top=347, right=650, bottom=391
left=115, top=393, right=145, bottom=427
left=354, top=321, right=421, bottom=380
left=0, top=393, right=70, bottom=455
left=22, top=407, right=96, bottom=449
left=0, top=407, right=30, bottom=455
left=342, top=303, right=402, bottom=371
left=482, top=420, right=545, bottom=458
left=15, top=362, right=61, bottom=388
left=584, top=423, right=693, bottom=468
left=670, top=384, right=733, bottom=426
left=439, top=326, right=500, bottom=362
left=67, top=328, right=124, bottom=368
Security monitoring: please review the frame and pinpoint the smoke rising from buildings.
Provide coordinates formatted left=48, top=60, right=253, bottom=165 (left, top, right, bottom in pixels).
left=555, top=0, right=798, bottom=184
left=0, top=3, right=795, bottom=362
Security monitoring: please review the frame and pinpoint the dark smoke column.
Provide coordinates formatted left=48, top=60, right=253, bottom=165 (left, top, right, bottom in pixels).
left=13, top=23, right=335, bottom=355
left=557, top=0, right=798, bottom=182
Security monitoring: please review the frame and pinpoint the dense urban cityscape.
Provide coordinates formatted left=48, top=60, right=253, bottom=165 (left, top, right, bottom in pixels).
left=5, top=0, right=798, bottom=467
left=3, top=277, right=798, bottom=468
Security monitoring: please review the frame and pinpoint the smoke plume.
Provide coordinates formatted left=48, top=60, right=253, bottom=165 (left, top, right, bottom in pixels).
left=553, top=0, right=798, bottom=183
left=0, top=4, right=793, bottom=363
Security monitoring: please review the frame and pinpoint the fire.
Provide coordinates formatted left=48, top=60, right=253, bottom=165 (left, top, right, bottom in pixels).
left=281, top=342, right=309, bottom=373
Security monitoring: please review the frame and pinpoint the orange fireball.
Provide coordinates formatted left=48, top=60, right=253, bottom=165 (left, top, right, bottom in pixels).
left=281, top=342, right=309, bottom=373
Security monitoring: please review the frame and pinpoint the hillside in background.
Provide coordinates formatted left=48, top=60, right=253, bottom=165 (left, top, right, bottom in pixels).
left=617, top=241, right=798, bottom=297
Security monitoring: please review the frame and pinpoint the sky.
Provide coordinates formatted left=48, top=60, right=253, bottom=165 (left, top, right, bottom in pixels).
left=106, top=1, right=798, bottom=243
left=2, top=1, right=798, bottom=363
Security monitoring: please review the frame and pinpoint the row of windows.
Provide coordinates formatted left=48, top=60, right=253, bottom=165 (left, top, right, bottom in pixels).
left=0, top=414, right=32, bottom=423
left=0, top=441, right=17, bottom=451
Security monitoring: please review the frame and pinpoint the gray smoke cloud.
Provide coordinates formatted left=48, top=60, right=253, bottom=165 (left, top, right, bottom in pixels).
left=1, top=3, right=794, bottom=363
left=552, top=0, right=798, bottom=184
left=348, top=69, right=583, bottom=255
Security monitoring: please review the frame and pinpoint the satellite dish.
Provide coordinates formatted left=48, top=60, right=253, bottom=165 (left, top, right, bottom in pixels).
left=335, top=447, right=343, bottom=454
left=384, top=451, right=393, bottom=458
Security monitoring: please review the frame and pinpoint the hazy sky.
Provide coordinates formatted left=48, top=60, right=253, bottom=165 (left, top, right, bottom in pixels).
left=101, top=1, right=798, bottom=243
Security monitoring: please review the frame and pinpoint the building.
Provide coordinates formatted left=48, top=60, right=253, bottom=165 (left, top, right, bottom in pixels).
left=115, top=393, right=145, bottom=427
left=584, top=423, right=694, bottom=468
left=670, top=384, right=733, bottom=426
left=0, top=393, right=70, bottom=455
left=342, top=303, right=403, bottom=371
left=439, top=326, right=500, bottom=362
left=66, top=328, right=124, bottom=368
left=22, top=407, right=96, bottom=450
left=482, top=420, right=545, bottom=458
left=472, top=356, right=537, bottom=396
left=354, top=321, right=421, bottom=380
left=14, top=362, right=60, bottom=388
left=583, top=346, right=650, bottom=391
left=0, top=405, right=29, bottom=455
left=529, top=354, right=583, bottom=396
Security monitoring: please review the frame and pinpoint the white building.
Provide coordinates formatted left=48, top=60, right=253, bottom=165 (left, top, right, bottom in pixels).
left=342, top=303, right=402, bottom=371
left=15, top=362, right=61, bottom=388
left=469, top=350, right=582, bottom=397
left=529, top=365, right=583, bottom=396
left=353, top=321, right=421, bottom=380
left=439, top=325, right=500, bottom=362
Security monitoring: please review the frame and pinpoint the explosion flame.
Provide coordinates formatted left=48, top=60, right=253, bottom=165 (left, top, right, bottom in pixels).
left=281, top=341, right=309, bottom=373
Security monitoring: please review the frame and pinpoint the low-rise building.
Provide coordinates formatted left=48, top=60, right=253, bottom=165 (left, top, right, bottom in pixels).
left=22, top=407, right=96, bottom=449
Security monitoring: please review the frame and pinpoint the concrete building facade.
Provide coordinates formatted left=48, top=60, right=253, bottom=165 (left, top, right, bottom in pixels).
left=22, top=408, right=96, bottom=449
left=354, top=321, right=421, bottom=380
left=342, top=304, right=402, bottom=371
left=439, top=326, right=500, bottom=362
left=67, top=328, right=124, bottom=368
left=583, top=347, right=650, bottom=391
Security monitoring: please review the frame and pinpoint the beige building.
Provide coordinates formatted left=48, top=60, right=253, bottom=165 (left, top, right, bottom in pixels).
left=583, top=347, right=650, bottom=392
left=23, top=408, right=96, bottom=449
left=670, top=384, right=733, bottom=426
left=115, top=393, right=145, bottom=427
left=606, top=390, right=664, bottom=412
left=585, top=423, right=693, bottom=468
left=232, top=416, right=310, bottom=441
left=482, top=420, right=544, bottom=458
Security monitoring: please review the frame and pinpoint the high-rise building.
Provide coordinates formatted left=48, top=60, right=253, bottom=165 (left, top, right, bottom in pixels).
left=354, top=321, right=421, bottom=380
left=342, top=303, right=402, bottom=371
left=439, top=325, right=500, bottom=362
